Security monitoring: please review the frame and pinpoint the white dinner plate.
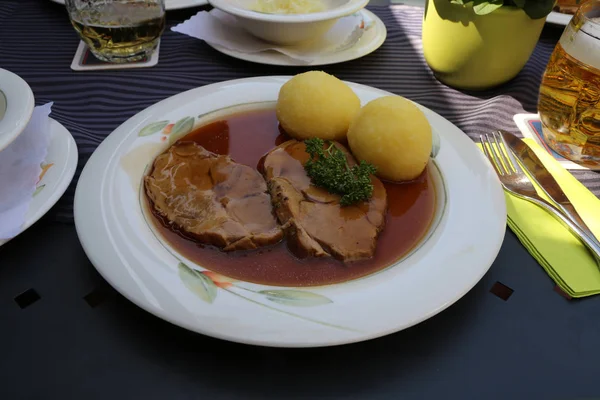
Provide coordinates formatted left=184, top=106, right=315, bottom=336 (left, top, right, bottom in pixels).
left=206, top=9, right=387, bottom=66
left=50, top=0, right=208, bottom=10
left=74, top=76, right=506, bottom=348
left=0, top=118, right=78, bottom=246
left=0, top=69, right=34, bottom=152
left=546, top=11, right=572, bottom=26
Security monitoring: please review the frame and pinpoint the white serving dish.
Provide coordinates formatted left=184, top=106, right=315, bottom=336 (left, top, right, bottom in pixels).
left=208, top=0, right=369, bottom=44
left=74, top=76, right=506, bottom=348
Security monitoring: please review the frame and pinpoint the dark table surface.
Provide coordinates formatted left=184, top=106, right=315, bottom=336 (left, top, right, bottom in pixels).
left=2, top=1, right=600, bottom=399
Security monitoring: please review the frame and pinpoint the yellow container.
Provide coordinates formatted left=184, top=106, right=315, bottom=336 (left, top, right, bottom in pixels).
left=422, top=0, right=547, bottom=90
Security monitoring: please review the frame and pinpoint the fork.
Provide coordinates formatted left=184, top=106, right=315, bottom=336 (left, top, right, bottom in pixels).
left=480, top=132, right=600, bottom=263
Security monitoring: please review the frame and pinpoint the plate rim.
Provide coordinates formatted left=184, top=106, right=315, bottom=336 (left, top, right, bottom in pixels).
left=74, top=76, right=507, bottom=347
left=205, top=9, right=387, bottom=66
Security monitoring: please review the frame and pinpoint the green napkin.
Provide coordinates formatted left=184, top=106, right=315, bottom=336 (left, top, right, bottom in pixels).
left=484, top=139, right=600, bottom=298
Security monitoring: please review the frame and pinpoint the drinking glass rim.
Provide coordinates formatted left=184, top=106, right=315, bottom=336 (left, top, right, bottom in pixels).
left=64, top=0, right=166, bottom=9
left=574, top=0, right=600, bottom=31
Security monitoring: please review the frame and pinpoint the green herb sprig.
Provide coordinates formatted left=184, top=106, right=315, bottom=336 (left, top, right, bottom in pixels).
left=304, top=138, right=377, bottom=206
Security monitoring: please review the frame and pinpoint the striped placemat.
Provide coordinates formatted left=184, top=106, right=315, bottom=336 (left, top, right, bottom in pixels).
left=0, top=0, right=597, bottom=222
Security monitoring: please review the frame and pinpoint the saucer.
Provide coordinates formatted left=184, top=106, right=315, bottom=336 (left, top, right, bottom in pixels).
left=0, top=69, right=34, bottom=152
left=206, top=9, right=387, bottom=66
left=0, top=118, right=78, bottom=246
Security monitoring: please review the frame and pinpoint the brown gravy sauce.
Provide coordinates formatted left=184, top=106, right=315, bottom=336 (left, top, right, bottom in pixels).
left=147, top=108, right=436, bottom=287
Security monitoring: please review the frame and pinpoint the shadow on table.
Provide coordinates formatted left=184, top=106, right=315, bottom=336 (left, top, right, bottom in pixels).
left=104, top=278, right=487, bottom=398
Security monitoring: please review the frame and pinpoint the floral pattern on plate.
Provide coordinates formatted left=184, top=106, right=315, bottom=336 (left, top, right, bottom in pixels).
left=33, top=162, right=54, bottom=196
left=138, top=116, right=195, bottom=144
left=178, top=262, right=355, bottom=331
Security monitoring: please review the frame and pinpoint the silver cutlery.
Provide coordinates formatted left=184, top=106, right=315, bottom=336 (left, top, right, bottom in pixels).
left=480, top=131, right=600, bottom=264
left=500, top=130, right=600, bottom=249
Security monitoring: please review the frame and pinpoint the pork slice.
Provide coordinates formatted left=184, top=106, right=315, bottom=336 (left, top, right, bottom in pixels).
left=144, top=141, right=283, bottom=251
left=263, top=139, right=387, bottom=262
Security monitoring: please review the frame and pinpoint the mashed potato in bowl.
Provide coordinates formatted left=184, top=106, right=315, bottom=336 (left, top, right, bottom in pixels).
left=252, top=0, right=326, bottom=13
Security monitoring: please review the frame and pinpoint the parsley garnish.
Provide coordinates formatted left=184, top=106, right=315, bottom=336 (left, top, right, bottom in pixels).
left=304, top=138, right=377, bottom=206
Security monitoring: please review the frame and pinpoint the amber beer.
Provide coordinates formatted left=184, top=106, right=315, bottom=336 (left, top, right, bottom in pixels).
left=66, top=1, right=165, bottom=63
left=537, top=1, right=600, bottom=168
left=554, top=0, right=581, bottom=14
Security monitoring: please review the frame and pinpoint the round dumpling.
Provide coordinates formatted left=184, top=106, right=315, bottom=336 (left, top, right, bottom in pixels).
left=276, top=71, right=361, bottom=141
left=347, top=96, right=432, bottom=182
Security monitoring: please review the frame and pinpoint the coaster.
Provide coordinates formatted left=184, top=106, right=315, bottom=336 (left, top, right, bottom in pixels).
left=513, top=113, right=590, bottom=171
left=70, top=40, right=160, bottom=71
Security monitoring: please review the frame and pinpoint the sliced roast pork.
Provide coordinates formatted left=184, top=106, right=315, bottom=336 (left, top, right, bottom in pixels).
left=262, top=139, right=387, bottom=262
left=145, top=142, right=283, bottom=251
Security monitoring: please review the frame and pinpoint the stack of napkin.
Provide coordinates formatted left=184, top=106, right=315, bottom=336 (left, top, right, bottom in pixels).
left=502, top=139, right=600, bottom=298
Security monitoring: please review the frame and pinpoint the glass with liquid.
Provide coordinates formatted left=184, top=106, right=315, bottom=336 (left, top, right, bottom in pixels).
left=554, top=0, right=582, bottom=15
left=65, top=0, right=165, bottom=63
left=538, top=0, right=600, bottom=168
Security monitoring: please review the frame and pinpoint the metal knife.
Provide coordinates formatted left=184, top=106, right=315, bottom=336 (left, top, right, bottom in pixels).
left=500, top=130, right=600, bottom=247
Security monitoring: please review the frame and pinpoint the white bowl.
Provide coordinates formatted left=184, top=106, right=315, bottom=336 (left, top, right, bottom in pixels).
left=0, top=69, right=34, bottom=152
left=208, top=0, right=370, bottom=45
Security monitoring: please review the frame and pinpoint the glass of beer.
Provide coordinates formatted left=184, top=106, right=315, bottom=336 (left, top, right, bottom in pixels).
left=554, top=0, right=581, bottom=15
left=538, top=0, right=600, bottom=168
left=65, top=0, right=166, bottom=63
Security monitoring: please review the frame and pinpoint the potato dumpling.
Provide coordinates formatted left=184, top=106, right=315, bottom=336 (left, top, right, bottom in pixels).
left=347, top=96, right=432, bottom=182
left=276, top=71, right=361, bottom=141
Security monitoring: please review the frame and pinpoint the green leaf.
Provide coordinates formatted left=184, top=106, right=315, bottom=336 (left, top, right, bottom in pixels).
left=472, top=0, right=503, bottom=15
left=178, top=262, right=217, bottom=303
left=303, top=138, right=376, bottom=206
left=522, top=0, right=554, bottom=19
left=33, top=185, right=45, bottom=197
left=258, top=290, right=333, bottom=307
left=168, top=117, right=195, bottom=144
left=138, top=120, right=169, bottom=137
left=511, top=0, right=525, bottom=8
left=450, top=0, right=464, bottom=4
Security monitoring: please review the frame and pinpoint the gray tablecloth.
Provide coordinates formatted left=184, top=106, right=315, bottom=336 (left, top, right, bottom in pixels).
left=0, top=0, right=598, bottom=222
